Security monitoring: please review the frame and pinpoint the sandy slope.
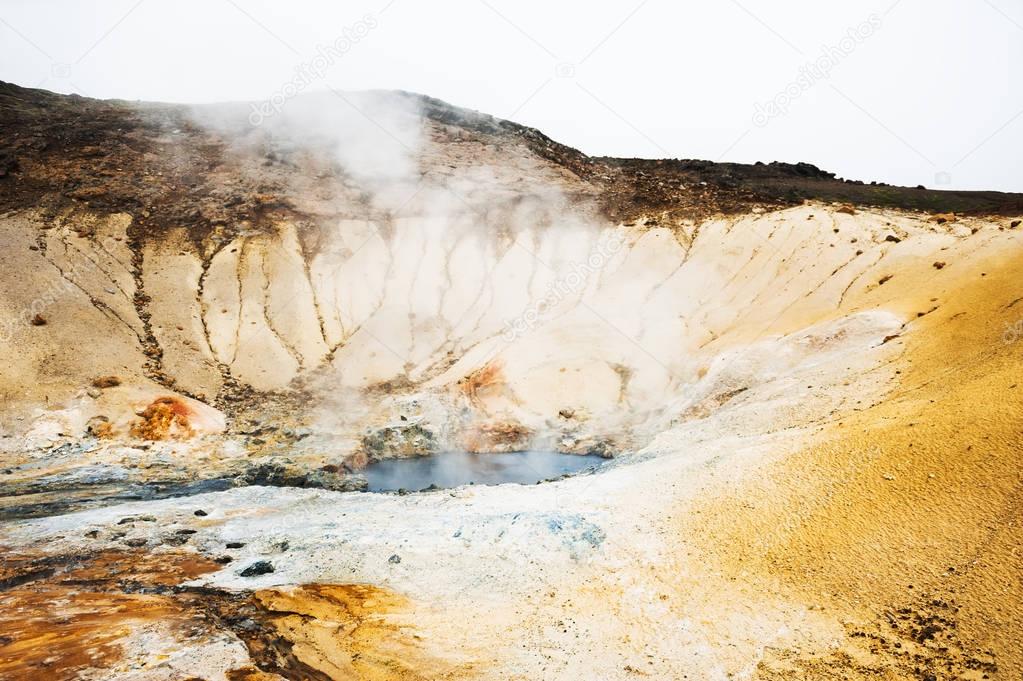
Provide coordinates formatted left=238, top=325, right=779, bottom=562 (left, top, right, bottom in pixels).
left=707, top=243, right=1023, bottom=679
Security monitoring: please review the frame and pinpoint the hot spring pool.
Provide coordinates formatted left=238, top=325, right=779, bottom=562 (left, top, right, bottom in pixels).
left=363, top=450, right=607, bottom=492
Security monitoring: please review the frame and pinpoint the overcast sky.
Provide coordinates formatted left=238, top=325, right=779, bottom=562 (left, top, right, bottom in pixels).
left=1, top=0, right=1020, bottom=191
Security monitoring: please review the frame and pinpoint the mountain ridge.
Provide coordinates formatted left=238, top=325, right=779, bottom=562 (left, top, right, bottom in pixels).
left=2, top=80, right=1021, bottom=243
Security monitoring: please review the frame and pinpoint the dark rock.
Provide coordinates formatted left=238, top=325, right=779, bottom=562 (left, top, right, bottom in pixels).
left=0, top=151, right=18, bottom=177
left=235, top=617, right=259, bottom=631
left=214, top=555, right=233, bottom=564
left=194, top=509, right=208, bottom=516
left=226, top=541, right=246, bottom=549
left=388, top=554, right=402, bottom=564
left=361, top=422, right=439, bottom=459
left=123, top=537, right=148, bottom=547
left=235, top=461, right=307, bottom=488
left=238, top=461, right=369, bottom=493
left=239, top=560, right=274, bottom=577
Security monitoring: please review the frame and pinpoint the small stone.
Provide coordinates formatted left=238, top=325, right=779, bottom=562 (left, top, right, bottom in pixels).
left=214, top=555, right=233, bottom=564
left=123, top=537, right=148, bottom=547
left=240, top=560, right=274, bottom=577
left=932, top=261, right=946, bottom=270
left=1011, top=220, right=1021, bottom=229
left=31, top=314, right=46, bottom=326
left=226, top=541, right=245, bottom=549
left=388, top=554, right=402, bottom=564
left=194, top=509, right=208, bottom=517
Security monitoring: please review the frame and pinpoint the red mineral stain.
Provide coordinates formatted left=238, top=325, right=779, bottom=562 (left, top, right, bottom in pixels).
left=0, top=551, right=221, bottom=680
left=130, top=396, right=194, bottom=440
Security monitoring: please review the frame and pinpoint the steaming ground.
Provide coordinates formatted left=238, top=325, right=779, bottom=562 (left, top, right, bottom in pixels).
left=1, top=82, right=1022, bottom=680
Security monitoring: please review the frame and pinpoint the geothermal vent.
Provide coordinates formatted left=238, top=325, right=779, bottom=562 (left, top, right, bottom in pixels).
left=0, top=81, right=1021, bottom=680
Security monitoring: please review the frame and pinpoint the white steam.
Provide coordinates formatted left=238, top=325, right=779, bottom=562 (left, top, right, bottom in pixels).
left=186, top=88, right=640, bottom=456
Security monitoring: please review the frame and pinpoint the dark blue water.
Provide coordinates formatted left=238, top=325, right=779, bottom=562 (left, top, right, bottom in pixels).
left=364, top=451, right=606, bottom=492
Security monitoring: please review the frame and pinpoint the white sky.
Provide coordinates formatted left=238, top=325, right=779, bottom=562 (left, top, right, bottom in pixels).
left=1, top=0, right=1020, bottom=191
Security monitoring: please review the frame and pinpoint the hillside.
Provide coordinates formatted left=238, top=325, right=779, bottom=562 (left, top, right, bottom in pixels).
left=0, top=82, right=1021, bottom=681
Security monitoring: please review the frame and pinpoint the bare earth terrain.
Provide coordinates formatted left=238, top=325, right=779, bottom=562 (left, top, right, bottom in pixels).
left=0, top=81, right=1021, bottom=680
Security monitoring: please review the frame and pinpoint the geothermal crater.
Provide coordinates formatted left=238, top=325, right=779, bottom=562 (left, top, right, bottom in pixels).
left=0, top=81, right=1021, bottom=680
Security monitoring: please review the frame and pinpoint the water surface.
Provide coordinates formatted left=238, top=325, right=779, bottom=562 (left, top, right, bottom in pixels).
left=364, top=451, right=606, bottom=492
